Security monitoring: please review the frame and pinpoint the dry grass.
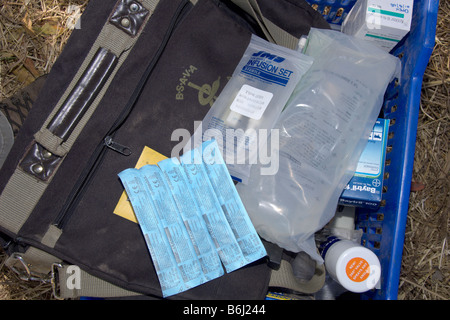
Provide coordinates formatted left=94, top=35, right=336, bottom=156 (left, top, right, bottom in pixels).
left=0, top=260, right=54, bottom=300
left=398, top=0, right=450, bottom=300
left=0, top=0, right=448, bottom=300
left=0, top=0, right=88, bottom=99
left=0, top=0, right=89, bottom=300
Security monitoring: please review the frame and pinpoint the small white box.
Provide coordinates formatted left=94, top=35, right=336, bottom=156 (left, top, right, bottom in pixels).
left=341, top=0, right=413, bottom=52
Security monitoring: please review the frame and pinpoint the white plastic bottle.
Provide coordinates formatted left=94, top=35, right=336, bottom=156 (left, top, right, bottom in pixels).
left=319, top=236, right=381, bottom=293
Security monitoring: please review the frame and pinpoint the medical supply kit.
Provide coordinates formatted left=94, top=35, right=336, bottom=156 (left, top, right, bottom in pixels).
left=0, top=0, right=439, bottom=301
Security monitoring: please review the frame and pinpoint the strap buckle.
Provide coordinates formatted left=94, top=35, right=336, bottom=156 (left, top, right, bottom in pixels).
left=50, top=263, right=64, bottom=300
left=4, top=253, right=50, bottom=283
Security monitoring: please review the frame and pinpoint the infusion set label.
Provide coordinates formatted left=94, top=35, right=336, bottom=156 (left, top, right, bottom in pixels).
left=230, top=84, right=273, bottom=120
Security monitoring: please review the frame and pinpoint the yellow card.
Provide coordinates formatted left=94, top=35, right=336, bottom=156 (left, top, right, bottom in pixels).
left=113, top=146, right=167, bottom=223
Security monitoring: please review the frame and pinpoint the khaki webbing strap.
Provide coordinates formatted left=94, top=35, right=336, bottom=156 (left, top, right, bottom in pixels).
left=21, top=247, right=62, bottom=276
left=5, top=247, right=62, bottom=281
left=259, top=15, right=300, bottom=50
left=33, top=131, right=66, bottom=157
left=41, top=225, right=63, bottom=248
left=56, top=265, right=139, bottom=299
left=35, top=0, right=161, bottom=156
left=230, top=0, right=299, bottom=49
left=0, top=0, right=161, bottom=236
left=0, top=169, right=47, bottom=234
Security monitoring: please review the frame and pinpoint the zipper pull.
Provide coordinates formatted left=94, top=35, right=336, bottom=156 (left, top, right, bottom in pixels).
left=104, top=136, right=132, bottom=156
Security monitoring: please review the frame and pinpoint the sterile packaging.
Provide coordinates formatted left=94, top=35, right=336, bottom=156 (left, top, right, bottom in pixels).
left=188, top=35, right=313, bottom=184
left=197, top=140, right=267, bottom=263
left=181, top=141, right=266, bottom=272
left=236, top=28, right=401, bottom=262
left=119, top=165, right=210, bottom=297
left=158, top=158, right=225, bottom=280
left=118, top=140, right=266, bottom=297
left=339, top=118, right=389, bottom=208
left=341, top=0, right=413, bottom=52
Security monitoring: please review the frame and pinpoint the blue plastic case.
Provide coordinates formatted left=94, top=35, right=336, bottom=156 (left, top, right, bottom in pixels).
left=305, top=0, right=439, bottom=299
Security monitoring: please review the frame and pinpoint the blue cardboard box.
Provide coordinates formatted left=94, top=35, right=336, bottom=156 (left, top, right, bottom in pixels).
left=339, top=119, right=390, bottom=209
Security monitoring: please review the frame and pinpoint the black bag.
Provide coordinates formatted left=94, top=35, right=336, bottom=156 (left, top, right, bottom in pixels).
left=0, top=0, right=328, bottom=299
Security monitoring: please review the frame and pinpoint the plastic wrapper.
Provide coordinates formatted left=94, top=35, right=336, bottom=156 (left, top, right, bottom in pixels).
left=237, top=28, right=401, bottom=262
left=188, top=35, right=313, bottom=184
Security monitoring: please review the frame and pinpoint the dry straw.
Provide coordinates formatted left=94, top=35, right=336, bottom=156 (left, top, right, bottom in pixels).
left=398, top=0, right=449, bottom=300
left=0, top=0, right=89, bottom=300
left=0, top=0, right=449, bottom=300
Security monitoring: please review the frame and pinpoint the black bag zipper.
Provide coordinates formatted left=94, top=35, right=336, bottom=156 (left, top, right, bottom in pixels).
left=53, top=0, right=192, bottom=230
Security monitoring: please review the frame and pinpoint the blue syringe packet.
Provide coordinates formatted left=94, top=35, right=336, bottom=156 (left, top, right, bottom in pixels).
left=179, top=147, right=248, bottom=273
left=118, top=140, right=267, bottom=297
left=118, top=168, right=187, bottom=297
left=157, top=157, right=224, bottom=280
left=199, top=140, right=267, bottom=264
left=139, top=165, right=209, bottom=289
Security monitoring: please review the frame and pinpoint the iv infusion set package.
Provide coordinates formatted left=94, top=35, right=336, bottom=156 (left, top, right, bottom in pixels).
left=186, top=34, right=314, bottom=184
left=236, top=28, right=401, bottom=262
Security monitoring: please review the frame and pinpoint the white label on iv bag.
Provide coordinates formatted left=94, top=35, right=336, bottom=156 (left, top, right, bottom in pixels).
left=230, top=84, right=273, bottom=120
